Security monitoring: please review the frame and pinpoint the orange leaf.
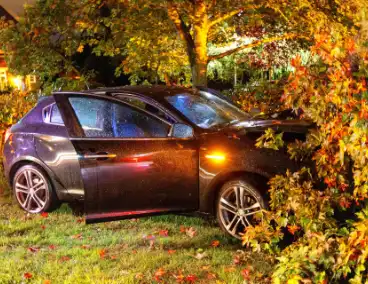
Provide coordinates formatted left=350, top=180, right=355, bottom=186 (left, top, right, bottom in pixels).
left=60, top=256, right=71, bottom=262
left=211, top=240, right=220, bottom=247
left=159, top=230, right=169, bottom=237
left=135, top=273, right=144, bottom=279
left=167, top=249, right=176, bottom=255
left=207, top=272, right=216, bottom=280
left=154, top=268, right=166, bottom=281
left=99, top=249, right=106, bottom=259
left=287, top=225, right=300, bottom=235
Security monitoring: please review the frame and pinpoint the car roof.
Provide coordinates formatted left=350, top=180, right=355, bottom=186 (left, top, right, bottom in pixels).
left=56, top=85, right=199, bottom=100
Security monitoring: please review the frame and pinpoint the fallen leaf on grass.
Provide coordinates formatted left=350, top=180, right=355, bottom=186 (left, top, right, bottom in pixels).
left=99, top=249, right=106, bottom=259
left=233, top=255, right=243, bottom=266
left=41, top=212, right=48, bottom=218
left=173, top=271, right=185, bottom=283
left=71, top=233, right=83, bottom=240
left=211, top=240, right=220, bottom=247
left=43, top=280, right=51, bottom=284
left=193, top=251, right=207, bottom=260
left=158, top=229, right=169, bottom=237
left=28, top=247, right=39, bottom=253
left=154, top=268, right=166, bottom=282
left=201, top=265, right=211, bottom=271
left=135, top=273, right=144, bottom=279
left=41, top=225, right=46, bottom=230
left=60, top=256, right=71, bottom=262
left=48, top=245, right=56, bottom=250
left=24, top=272, right=32, bottom=279
left=185, top=274, right=198, bottom=283
left=241, top=268, right=250, bottom=280
left=207, top=272, right=217, bottom=280
left=81, top=245, right=91, bottom=249
left=76, top=218, right=84, bottom=223
left=185, top=227, right=197, bottom=238
left=167, top=249, right=176, bottom=255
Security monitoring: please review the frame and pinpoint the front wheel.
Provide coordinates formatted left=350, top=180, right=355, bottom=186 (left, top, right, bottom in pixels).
left=13, top=165, right=60, bottom=214
left=216, top=179, right=266, bottom=239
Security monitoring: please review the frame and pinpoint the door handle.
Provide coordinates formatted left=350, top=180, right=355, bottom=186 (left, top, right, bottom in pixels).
left=81, top=152, right=116, bottom=160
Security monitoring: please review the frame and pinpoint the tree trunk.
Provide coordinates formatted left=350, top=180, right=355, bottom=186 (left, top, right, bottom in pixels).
left=191, top=59, right=208, bottom=86
left=191, top=1, right=208, bottom=87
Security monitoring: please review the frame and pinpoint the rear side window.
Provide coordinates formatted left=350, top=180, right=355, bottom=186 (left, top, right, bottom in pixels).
left=43, top=103, right=64, bottom=125
left=69, top=97, right=171, bottom=138
left=50, top=104, right=63, bottom=124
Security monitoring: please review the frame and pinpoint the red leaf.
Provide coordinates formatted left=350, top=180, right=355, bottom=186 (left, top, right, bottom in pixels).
left=179, top=226, right=186, bottom=233
left=48, top=245, right=56, bottom=250
left=28, top=247, right=39, bottom=253
left=185, top=274, right=198, bottom=283
left=233, top=255, right=243, bottom=266
left=167, top=249, right=176, bottom=255
left=241, top=268, right=250, bottom=280
left=41, top=225, right=46, bottom=230
left=76, top=218, right=84, bottom=223
left=211, top=240, right=220, bottom=247
left=24, top=272, right=33, bottom=279
left=41, top=212, right=48, bottom=218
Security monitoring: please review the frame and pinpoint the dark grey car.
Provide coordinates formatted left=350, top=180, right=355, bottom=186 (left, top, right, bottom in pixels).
left=3, top=86, right=309, bottom=238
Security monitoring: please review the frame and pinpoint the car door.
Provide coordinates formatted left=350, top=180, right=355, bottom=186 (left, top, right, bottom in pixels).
left=53, top=92, right=199, bottom=223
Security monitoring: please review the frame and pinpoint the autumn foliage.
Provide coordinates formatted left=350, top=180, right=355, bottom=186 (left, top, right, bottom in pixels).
left=242, top=0, right=368, bottom=283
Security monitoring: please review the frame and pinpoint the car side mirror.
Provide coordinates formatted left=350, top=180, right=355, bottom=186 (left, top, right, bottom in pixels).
left=171, top=123, right=194, bottom=139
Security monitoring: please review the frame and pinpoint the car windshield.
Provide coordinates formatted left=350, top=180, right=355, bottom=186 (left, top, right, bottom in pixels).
left=165, top=91, right=249, bottom=129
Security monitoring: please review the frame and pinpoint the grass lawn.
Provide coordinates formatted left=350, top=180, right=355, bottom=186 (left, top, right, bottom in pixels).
left=0, top=191, right=273, bottom=283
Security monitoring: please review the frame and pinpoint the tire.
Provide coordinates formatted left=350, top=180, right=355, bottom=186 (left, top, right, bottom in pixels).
left=216, top=179, right=266, bottom=239
left=12, top=164, right=60, bottom=213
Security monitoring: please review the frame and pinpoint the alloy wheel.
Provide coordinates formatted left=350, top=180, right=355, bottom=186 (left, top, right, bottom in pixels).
left=218, top=184, right=263, bottom=239
left=14, top=168, right=49, bottom=213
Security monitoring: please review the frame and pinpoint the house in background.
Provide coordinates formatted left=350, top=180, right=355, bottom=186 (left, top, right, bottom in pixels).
left=0, top=5, right=38, bottom=92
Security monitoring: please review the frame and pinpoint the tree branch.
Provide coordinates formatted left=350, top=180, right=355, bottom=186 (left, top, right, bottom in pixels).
left=208, top=33, right=305, bottom=61
left=208, top=9, right=242, bottom=28
left=167, top=4, right=195, bottom=61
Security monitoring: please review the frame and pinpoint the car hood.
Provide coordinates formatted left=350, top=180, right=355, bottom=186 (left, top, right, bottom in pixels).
left=213, top=118, right=313, bottom=135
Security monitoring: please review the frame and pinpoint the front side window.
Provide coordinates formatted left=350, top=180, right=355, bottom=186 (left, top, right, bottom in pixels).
left=69, top=97, right=170, bottom=138
left=119, top=96, right=176, bottom=124
left=165, top=91, right=249, bottom=129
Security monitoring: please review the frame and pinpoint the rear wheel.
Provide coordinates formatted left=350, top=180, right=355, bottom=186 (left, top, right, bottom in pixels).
left=13, top=165, right=60, bottom=213
left=216, top=179, right=266, bottom=239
